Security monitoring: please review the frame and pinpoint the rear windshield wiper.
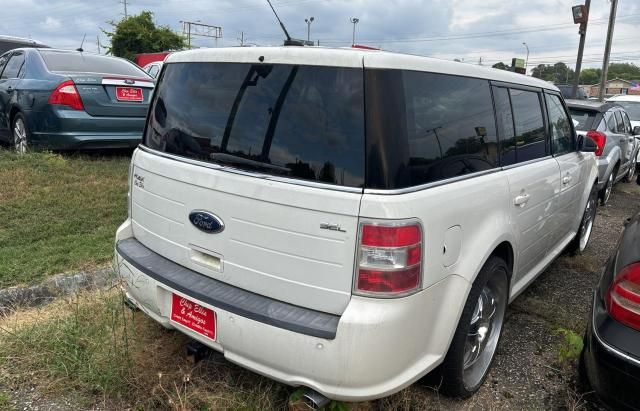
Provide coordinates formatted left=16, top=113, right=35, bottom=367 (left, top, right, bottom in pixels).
left=210, top=153, right=291, bottom=176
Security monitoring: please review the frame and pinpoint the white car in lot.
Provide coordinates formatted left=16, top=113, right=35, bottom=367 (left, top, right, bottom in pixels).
left=114, top=46, right=598, bottom=403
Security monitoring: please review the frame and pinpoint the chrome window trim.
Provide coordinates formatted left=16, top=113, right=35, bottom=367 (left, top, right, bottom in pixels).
left=500, top=155, right=554, bottom=171
left=363, top=168, right=500, bottom=195
left=591, top=291, right=640, bottom=367
left=138, top=144, right=364, bottom=194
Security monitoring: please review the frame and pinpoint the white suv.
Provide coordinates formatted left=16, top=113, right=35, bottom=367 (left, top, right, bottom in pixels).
left=115, top=47, right=599, bottom=402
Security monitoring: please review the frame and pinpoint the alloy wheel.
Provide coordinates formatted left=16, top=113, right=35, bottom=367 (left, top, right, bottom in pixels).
left=462, top=273, right=507, bottom=390
left=579, top=191, right=597, bottom=252
left=13, top=118, right=28, bottom=155
left=603, top=172, right=614, bottom=205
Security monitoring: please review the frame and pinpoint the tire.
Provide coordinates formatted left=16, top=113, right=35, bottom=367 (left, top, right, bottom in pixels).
left=440, top=256, right=509, bottom=398
left=12, top=113, right=29, bottom=155
left=599, top=167, right=616, bottom=206
left=568, top=184, right=598, bottom=255
left=623, top=162, right=636, bottom=183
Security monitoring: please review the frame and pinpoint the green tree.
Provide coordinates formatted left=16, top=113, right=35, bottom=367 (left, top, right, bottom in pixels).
left=531, top=62, right=575, bottom=84
left=579, top=68, right=601, bottom=85
left=103, top=11, right=186, bottom=61
left=492, top=62, right=510, bottom=71
left=607, top=63, right=640, bottom=80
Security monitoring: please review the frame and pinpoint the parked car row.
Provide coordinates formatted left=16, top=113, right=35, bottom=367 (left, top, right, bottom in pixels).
left=0, top=48, right=153, bottom=152
left=567, top=99, right=640, bottom=204
left=114, top=46, right=606, bottom=405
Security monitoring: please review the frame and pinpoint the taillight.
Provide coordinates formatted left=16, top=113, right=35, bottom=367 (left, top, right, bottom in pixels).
left=586, top=130, right=606, bottom=156
left=606, top=262, right=640, bottom=331
left=356, top=221, right=423, bottom=296
left=48, top=80, right=84, bottom=111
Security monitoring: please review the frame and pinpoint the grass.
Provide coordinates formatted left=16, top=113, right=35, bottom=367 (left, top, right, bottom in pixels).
left=0, top=289, right=291, bottom=410
left=0, top=150, right=130, bottom=287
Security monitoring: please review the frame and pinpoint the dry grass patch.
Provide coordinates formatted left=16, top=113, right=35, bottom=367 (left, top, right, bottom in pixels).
left=0, top=289, right=290, bottom=410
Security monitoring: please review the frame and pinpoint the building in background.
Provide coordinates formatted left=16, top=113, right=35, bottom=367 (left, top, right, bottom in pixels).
left=588, top=78, right=640, bottom=97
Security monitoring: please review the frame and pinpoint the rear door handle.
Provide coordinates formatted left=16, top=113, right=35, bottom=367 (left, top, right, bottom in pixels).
left=514, top=193, right=530, bottom=207
left=562, top=175, right=572, bottom=185
left=6, top=86, right=13, bottom=92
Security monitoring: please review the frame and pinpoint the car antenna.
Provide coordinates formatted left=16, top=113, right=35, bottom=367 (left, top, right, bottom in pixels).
left=265, top=0, right=313, bottom=46
left=76, top=33, right=86, bottom=52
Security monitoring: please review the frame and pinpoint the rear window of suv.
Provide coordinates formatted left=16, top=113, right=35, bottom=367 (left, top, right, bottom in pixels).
left=145, top=62, right=365, bottom=188
left=568, top=108, right=597, bottom=131
left=39, top=50, right=147, bottom=77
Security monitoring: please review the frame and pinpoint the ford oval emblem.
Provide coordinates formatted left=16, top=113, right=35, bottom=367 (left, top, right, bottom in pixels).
left=189, top=210, right=224, bottom=234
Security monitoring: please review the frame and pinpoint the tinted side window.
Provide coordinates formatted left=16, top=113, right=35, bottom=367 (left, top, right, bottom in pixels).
left=614, top=111, right=625, bottom=134
left=510, top=89, right=547, bottom=162
left=545, top=93, right=574, bottom=155
left=0, top=53, right=9, bottom=77
left=148, top=65, right=159, bottom=77
left=606, top=111, right=617, bottom=132
left=622, top=112, right=632, bottom=133
left=1, top=53, right=24, bottom=79
left=365, top=70, right=498, bottom=189
left=492, top=86, right=516, bottom=165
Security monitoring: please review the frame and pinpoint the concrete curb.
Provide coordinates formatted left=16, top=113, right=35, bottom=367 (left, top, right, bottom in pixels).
left=0, top=267, right=115, bottom=315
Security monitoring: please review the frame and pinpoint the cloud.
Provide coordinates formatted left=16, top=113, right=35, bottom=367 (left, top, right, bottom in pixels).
left=0, top=0, right=637, bottom=69
left=43, top=16, right=61, bottom=30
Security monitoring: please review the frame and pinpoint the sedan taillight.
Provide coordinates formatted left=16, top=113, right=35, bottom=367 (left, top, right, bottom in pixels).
left=48, top=80, right=84, bottom=111
left=607, top=262, right=640, bottom=331
left=355, top=221, right=422, bottom=297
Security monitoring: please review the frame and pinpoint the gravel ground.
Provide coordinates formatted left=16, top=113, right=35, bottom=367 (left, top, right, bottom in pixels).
left=2, top=181, right=639, bottom=411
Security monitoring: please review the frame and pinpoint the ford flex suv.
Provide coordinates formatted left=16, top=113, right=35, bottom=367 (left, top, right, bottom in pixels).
left=114, top=47, right=599, bottom=402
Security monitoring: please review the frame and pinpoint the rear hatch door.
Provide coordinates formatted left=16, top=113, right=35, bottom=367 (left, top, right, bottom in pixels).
left=131, top=55, right=365, bottom=315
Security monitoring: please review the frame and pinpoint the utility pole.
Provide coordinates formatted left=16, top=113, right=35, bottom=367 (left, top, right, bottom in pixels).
left=350, top=17, right=359, bottom=46
left=305, top=17, right=314, bottom=42
left=120, top=0, right=128, bottom=18
left=599, top=0, right=618, bottom=101
left=522, top=42, right=529, bottom=71
left=96, top=35, right=101, bottom=54
left=572, top=0, right=591, bottom=98
left=238, top=31, right=245, bottom=46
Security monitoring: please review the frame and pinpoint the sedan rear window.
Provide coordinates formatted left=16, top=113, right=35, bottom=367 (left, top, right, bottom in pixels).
left=145, top=62, right=365, bottom=188
left=39, top=50, right=147, bottom=77
left=569, top=108, right=597, bottom=131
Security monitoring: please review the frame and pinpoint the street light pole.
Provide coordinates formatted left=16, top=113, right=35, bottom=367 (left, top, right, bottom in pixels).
left=350, top=17, right=359, bottom=46
left=572, top=0, right=591, bottom=99
left=305, top=17, right=314, bottom=42
left=522, top=42, right=529, bottom=71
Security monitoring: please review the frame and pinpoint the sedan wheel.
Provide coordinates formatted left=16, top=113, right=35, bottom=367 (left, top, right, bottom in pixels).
left=13, top=116, right=28, bottom=155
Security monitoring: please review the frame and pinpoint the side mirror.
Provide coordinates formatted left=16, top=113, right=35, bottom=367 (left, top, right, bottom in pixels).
left=579, top=135, right=598, bottom=152
left=633, top=126, right=640, bottom=136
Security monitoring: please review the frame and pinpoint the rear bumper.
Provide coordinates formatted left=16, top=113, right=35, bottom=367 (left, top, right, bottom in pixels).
left=114, top=219, right=470, bottom=401
left=30, top=131, right=141, bottom=150
left=26, top=106, right=145, bottom=150
left=583, top=292, right=640, bottom=410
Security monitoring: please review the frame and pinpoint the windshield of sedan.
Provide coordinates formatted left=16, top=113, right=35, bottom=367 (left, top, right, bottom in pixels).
left=613, top=101, right=640, bottom=121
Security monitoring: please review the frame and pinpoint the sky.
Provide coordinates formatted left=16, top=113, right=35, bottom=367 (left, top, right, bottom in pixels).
left=0, top=0, right=638, bottom=71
